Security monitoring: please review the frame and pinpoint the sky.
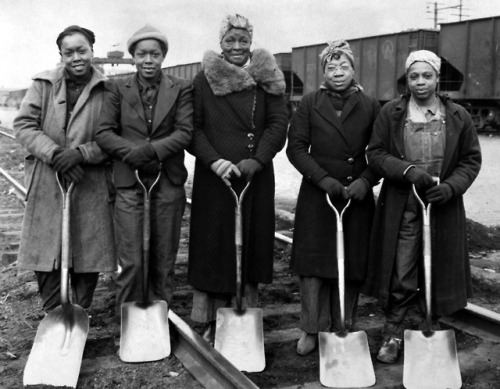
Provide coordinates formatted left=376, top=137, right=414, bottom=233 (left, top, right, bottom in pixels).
left=2, top=0, right=500, bottom=89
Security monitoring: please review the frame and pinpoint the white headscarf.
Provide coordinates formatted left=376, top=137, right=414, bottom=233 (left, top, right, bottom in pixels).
left=219, top=14, right=253, bottom=42
left=405, top=50, right=441, bottom=74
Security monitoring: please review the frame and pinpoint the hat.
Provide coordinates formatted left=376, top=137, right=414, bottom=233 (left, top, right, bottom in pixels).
left=127, top=24, right=168, bottom=56
left=319, top=40, right=354, bottom=69
left=405, top=50, right=440, bottom=74
left=56, top=25, right=95, bottom=49
left=219, top=14, right=253, bottom=42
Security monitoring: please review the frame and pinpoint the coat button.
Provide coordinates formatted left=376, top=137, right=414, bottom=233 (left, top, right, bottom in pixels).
left=247, top=133, right=255, bottom=139
left=347, top=157, right=354, bottom=164
left=247, top=144, right=254, bottom=150
left=346, top=176, right=353, bottom=182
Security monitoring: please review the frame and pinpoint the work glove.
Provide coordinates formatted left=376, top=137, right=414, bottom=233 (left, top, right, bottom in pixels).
left=405, top=167, right=435, bottom=191
left=318, top=177, right=349, bottom=200
left=52, top=147, right=84, bottom=173
left=425, top=183, right=454, bottom=204
left=62, top=165, right=85, bottom=184
left=236, top=158, right=263, bottom=182
left=122, top=143, right=157, bottom=169
left=211, top=159, right=241, bottom=186
left=346, top=178, right=369, bottom=201
left=140, top=160, right=161, bottom=176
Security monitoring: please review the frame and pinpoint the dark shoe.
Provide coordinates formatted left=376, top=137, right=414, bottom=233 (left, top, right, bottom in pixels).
left=296, top=332, right=317, bottom=356
left=377, top=337, right=402, bottom=364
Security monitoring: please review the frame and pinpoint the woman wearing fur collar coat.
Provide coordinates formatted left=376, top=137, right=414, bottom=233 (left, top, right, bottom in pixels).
left=187, top=14, right=288, bottom=343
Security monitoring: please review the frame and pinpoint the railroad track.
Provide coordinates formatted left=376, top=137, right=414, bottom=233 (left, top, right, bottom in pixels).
left=1, top=127, right=500, bottom=388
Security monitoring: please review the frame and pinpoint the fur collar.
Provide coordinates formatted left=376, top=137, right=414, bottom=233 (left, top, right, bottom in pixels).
left=202, top=49, right=286, bottom=96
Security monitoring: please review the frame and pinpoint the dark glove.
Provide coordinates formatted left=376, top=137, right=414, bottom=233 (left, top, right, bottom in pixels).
left=62, top=165, right=85, bottom=184
left=52, top=147, right=84, bottom=173
left=425, top=183, right=454, bottom=204
left=318, top=177, right=348, bottom=200
left=122, top=143, right=157, bottom=169
left=211, top=159, right=241, bottom=186
left=405, top=167, right=435, bottom=191
left=140, top=160, right=161, bottom=176
left=236, top=159, right=263, bottom=181
left=346, top=178, right=369, bottom=201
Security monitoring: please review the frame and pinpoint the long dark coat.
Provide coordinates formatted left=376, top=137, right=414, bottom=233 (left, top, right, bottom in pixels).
left=188, top=49, right=288, bottom=293
left=287, top=88, right=380, bottom=280
left=364, top=94, right=482, bottom=315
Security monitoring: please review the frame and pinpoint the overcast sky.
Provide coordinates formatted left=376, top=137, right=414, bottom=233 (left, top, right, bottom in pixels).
left=2, top=0, right=500, bottom=88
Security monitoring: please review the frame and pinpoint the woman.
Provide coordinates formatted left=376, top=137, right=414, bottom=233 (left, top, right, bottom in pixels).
left=187, top=14, right=288, bottom=342
left=365, top=50, right=481, bottom=364
left=287, top=40, right=380, bottom=355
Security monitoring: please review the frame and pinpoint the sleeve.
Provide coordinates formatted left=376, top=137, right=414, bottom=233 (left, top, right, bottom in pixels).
left=13, top=80, right=60, bottom=165
left=359, top=97, right=382, bottom=186
left=286, top=94, right=330, bottom=185
left=150, top=79, right=194, bottom=161
left=95, top=81, right=136, bottom=159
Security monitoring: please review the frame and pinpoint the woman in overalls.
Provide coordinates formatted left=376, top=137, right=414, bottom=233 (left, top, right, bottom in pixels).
left=364, top=50, right=481, bottom=364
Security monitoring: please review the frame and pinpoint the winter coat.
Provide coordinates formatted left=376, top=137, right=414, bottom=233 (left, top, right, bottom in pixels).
left=287, top=88, right=381, bottom=280
left=364, top=94, right=482, bottom=315
left=95, top=74, right=193, bottom=187
left=188, top=49, right=288, bottom=293
left=14, top=66, right=116, bottom=272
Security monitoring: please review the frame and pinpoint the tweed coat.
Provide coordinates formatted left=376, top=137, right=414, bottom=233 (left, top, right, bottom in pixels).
left=364, top=94, right=482, bottom=315
left=188, top=49, right=288, bottom=293
left=287, top=88, right=380, bottom=280
left=95, top=74, right=193, bottom=187
left=13, top=66, right=116, bottom=272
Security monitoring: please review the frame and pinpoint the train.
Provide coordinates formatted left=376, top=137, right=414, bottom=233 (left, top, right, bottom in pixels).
left=163, top=15, right=500, bottom=132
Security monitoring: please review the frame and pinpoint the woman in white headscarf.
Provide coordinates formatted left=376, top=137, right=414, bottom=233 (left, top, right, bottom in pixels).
left=187, top=14, right=288, bottom=343
left=365, top=50, right=481, bottom=364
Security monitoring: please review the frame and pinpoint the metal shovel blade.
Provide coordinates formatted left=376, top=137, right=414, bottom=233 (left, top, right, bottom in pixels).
left=215, top=307, right=265, bottom=372
left=120, top=300, right=170, bottom=362
left=319, top=330, right=376, bottom=388
left=23, top=305, right=89, bottom=388
left=403, top=329, right=462, bottom=389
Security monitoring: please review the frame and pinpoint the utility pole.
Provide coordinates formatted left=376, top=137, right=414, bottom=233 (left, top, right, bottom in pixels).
left=427, top=0, right=469, bottom=28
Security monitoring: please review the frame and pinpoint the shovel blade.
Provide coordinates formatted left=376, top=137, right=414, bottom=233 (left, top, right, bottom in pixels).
left=403, top=329, right=461, bottom=389
left=319, top=330, right=376, bottom=388
left=23, top=305, right=89, bottom=388
left=215, top=307, right=265, bottom=372
left=120, top=300, right=170, bottom=362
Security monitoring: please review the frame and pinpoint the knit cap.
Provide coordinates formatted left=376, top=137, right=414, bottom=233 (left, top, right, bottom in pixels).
left=127, top=24, right=168, bottom=55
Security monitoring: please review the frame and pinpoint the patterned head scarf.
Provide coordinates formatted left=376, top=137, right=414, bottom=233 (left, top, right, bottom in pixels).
left=56, top=25, right=95, bottom=49
left=405, top=50, right=441, bottom=74
left=319, top=40, right=354, bottom=70
left=219, top=14, right=253, bottom=42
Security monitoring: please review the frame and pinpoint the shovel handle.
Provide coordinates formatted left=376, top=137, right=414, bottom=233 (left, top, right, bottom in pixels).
left=325, top=195, right=351, bottom=332
left=135, top=168, right=162, bottom=304
left=56, top=173, right=75, bottom=306
left=412, top=178, right=438, bottom=330
left=228, top=181, right=251, bottom=312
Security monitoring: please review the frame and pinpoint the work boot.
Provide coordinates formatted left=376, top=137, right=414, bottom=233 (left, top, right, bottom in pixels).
left=296, top=332, right=317, bottom=356
left=377, top=337, right=402, bottom=364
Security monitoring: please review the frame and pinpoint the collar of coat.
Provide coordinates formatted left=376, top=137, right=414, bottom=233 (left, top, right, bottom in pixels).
left=202, top=49, right=286, bottom=97
left=394, top=93, right=459, bottom=117
left=32, top=65, right=107, bottom=89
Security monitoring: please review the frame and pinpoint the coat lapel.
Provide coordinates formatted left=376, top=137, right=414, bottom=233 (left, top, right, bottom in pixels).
left=53, top=78, right=67, bottom=133
left=391, top=97, right=408, bottom=158
left=441, top=100, right=461, bottom=177
left=152, top=76, right=180, bottom=134
left=313, top=92, right=349, bottom=144
left=120, top=77, right=146, bottom=124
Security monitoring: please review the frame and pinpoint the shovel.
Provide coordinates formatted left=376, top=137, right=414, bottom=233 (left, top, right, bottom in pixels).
left=214, top=180, right=265, bottom=372
left=403, top=182, right=462, bottom=389
left=23, top=174, right=89, bottom=388
left=319, top=195, right=376, bottom=388
left=119, top=169, right=170, bottom=362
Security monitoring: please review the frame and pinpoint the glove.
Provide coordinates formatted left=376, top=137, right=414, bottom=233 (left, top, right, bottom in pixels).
left=236, top=158, right=263, bottom=181
left=346, top=178, right=369, bottom=201
left=318, top=177, right=349, bottom=200
left=52, top=147, right=83, bottom=173
left=211, top=159, right=241, bottom=186
left=405, top=167, right=435, bottom=191
left=62, top=165, right=85, bottom=184
left=140, top=160, right=161, bottom=176
left=425, top=183, right=454, bottom=204
left=122, top=143, right=157, bottom=169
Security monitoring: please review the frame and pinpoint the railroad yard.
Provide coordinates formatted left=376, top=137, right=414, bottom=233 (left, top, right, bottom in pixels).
left=1, top=120, right=500, bottom=388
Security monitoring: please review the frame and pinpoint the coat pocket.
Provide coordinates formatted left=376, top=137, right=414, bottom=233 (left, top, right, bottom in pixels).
left=23, top=154, right=38, bottom=200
